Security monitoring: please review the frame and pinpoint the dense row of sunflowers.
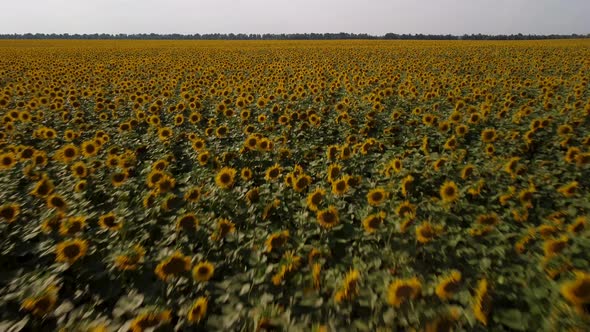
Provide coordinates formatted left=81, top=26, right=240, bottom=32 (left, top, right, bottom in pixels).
left=0, top=39, right=590, bottom=331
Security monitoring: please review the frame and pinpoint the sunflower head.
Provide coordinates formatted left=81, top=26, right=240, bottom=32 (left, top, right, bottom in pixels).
left=187, top=297, right=208, bottom=323
left=317, top=206, right=339, bottom=229
left=215, top=167, right=237, bottom=190
left=192, top=261, right=215, bottom=282
left=31, top=176, right=55, bottom=197
left=154, top=252, right=192, bottom=281
left=114, top=245, right=145, bottom=271
left=111, top=171, right=129, bottom=187
left=387, top=277, right=422, bottom=307
left=367, top=187, right=388, bottom=206
left=59, top=216, right=86, bottom=236
left=331, top=176, right=350, bottom=196
left=0, top=203, right=20, bottom=223
left=561, top=271, right=590, bottom=306
left=362, top=212, right=386, bottom=233
left=129, top=310, right=171, bottom=332
left=265, top=230, right=289, bottom=252
left=472, top=278, right=491, bottom=326
left=396, top=201, right=416, bottom=219
left=56, top=238, right=88, bottom=264
left=98, top=212, right=122, bottom=231
left=264, top=164, right=282, bottom=182
left=440, top=181, right=459, bottom=204
left=416, top=221, right=442, bottom=244
left=306, top=188, right=325, bottom=212
left=21, top=285, right=59, bottom=317
left=176, top=213, right=198, bottom=232
left=211, top=218, right=235, bottom=241
left=435, top=270, right=462, bottom=300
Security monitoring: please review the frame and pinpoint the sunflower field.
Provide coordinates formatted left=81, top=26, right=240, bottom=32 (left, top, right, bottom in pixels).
left=1, top=39, right=590, bottom=331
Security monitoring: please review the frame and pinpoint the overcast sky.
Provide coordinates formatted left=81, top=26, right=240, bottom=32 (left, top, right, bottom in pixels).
left=1, top=0, right=589, bottom=35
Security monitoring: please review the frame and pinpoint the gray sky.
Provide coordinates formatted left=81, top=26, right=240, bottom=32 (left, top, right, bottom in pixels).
left=1, top=0, right=589, bottom=35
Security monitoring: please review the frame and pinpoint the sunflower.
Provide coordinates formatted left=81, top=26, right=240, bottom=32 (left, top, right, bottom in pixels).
left=543, top=236, right=569, bottom=258
left=362, top=211, right=386, bottom=233
left=331, top=176, right=350, bottom=196
left=111, top=171, right=128, bottom=187
left=158, top=127, right=173, bottom=141
left=367, top=188, right=388, bottom=206
left=396, top=201, right=416, bottom=219
left=192, top=138, right=207, bottom=151
left=57, top=144, right=79, bottom=163
left=192, top=261, right=215, bottom=282
left=326, top=145, right=339, bottom=160
left=129, top=310, right=171, bottom=332
left=472, top=278, right=491, bottom=325
left=340, top=144, right=352, bottom=160
left=264, top=164, right=282, bottom=182
left=114, top=245, right=145, bottom=271
left=565, top=147, right=581, bottom=163
left=183, top=187, right=201, bottom=203
left=187, top=297, right=208, bottom=323
left=476, top=213, right=500, bottom=226
left=335, top=269, right=361, bottom=303
left=246, top=187, right=260, bottom=204
left=21, top=285, right=59, bottom=317
left=400, top=175, right=414, bottom=197
left=440, top=181, right=459, bottom=204
left=151, top=159, right=169, bottom=171
left=211, top=218, right=235, bottom=241
left=244, top=134, right=258, bottom=150
left=154, top=252, right=192, bottom=281
left=265, top=230, right=289, bottom=252
left=387, top=277, right=422, bottom=307
left=257, top=138, right=273, bottom=152
left=31, top=175, right=54, bottom=197
left=0, top=152, right=17, bottom=170
left=433, top=158, right=447, bottom=172
left=306, top=188, right=325, bottom=212
left=568, top=216, right=586, bottom=234
left=326, top=163, right=342, bottom=183
left=56, top=238, right=88, bottom=264
left=557, top=181, right=579, bottom=198
left=290, top=174, right=311, bottom=192
left=561, top=271, right=590, bottom=306
left=427, top=307, right=463, bottom=332
left=312, top=263, right=322, bottom=290
left=317, top=206, right=339, bottom=229
left=176, top=213, right=198, bottom=231
left=576, top=152, right=590, bottom=166
left=146, top=170, right=164, bottom=188
left=503, top=157, right=520, bottom=177
left=390, top=158, right=403, bottom=174
left=480, top=128, right=497, bottom=143
left=47, top=193, right=67, bottom=210
left=81, top=140, right=98, bottom=157
left=59, top=216, right=86, bottom=236
left=213, top=167, right=236, bottom=190
left=33, top=151, right=48, bottom=167
left=197, top=150, right=210, bottom=166
left=143, top=191, right=157, bottom=208
left=240, top=167, right=253, bottom=181
left=70, top=161, right=88, bottom=178
left=0, top=203, right=20, bottom=223
left=416, top=221, right=442, bottom=244
left=435, top=270, right=462, bottom=300
left=98, top=212, right=122, bottom=231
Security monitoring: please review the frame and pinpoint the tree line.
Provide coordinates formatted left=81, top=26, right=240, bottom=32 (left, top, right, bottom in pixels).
left=0, top=32, right=588, bottom=40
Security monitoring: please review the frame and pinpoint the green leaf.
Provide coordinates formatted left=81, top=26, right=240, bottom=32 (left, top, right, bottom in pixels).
left=495, top=309, right=527, bottom=331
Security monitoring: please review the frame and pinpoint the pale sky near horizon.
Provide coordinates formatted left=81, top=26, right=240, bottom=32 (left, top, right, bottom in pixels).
left=1, top=0, right=589, bottom=35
